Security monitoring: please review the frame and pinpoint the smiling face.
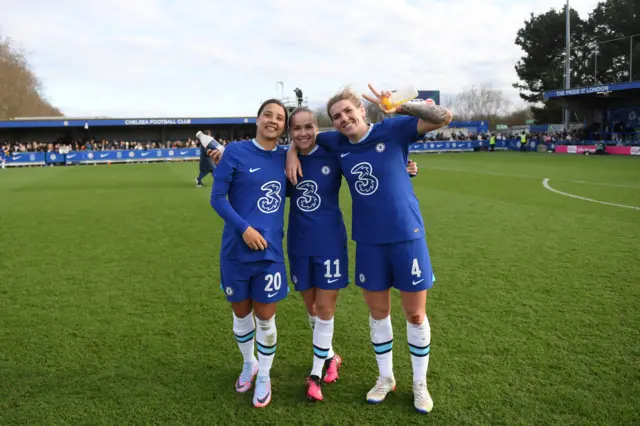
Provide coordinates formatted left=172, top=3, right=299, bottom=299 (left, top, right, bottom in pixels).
left=327, top=88, right=368, bottom=141
left=256, top=100, right=287, bottom=141
left=289, top=109, right=317, bottom=153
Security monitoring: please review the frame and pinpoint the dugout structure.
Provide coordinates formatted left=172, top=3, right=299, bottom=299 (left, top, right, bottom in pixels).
left=544, top=81, right=640, bottom=141
left=0, top=116, right=257, bottom=145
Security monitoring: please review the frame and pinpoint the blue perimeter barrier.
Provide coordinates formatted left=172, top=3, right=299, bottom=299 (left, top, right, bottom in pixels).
left=408, top=139, right=540, bottom=152
left=4, top=148, right=200, bottom=167
left=3, top=140, right=544, bottom=167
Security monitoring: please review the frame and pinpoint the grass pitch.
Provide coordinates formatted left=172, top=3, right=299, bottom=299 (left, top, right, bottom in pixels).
left=1, top=152, right=638, bottom=425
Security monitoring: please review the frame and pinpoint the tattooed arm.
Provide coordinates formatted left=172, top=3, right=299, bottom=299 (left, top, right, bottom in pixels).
left=396, top=102, right=453, bottom=134
left=362, top=83, right=452, bottom=134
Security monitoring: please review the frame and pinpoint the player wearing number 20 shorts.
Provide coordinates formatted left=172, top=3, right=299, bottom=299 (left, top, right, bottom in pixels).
left=210, top=99, right=290, bottom=409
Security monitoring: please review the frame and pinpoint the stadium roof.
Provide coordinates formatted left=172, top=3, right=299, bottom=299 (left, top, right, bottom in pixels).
left=0, top=116, right=257, bottom=129
left=543, top=80, right=640, bottom=100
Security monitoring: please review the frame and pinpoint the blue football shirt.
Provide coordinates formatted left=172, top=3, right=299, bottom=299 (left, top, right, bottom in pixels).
left=286, top=145, right=347, bottom=257
left=316, top=116, right=424, bottom=245
left=211, top=140, right=286, bottom=262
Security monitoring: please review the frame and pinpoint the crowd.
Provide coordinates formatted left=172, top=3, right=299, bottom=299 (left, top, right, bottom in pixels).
left=3, top=124, right=637, bottom=154
left=0, top=136, right=251, bottom=154
left=418, top=126, right=637, bottom=145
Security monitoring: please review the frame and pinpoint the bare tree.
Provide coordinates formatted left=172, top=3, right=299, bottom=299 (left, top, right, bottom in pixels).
left=500, top=107, right=533, bottom=127
left=313, top=107, right=333, bottom=128
left=447, top=84, right=512, bottom=128
left=0, top=32, right=63, bottom=119
left=364, top=99, right=385, bottom=123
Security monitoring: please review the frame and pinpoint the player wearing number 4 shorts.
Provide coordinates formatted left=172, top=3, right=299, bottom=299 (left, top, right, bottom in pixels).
left=286, top=107, right=421, bottom=403
left=287, top=84, right=452, bottom=414
left=210, top=99, right=290, bottom=409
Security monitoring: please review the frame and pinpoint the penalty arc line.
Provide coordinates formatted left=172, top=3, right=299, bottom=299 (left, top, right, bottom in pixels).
left=422, top=166, right=640, bottom=189
left=542, top=178, right=640, bottom=211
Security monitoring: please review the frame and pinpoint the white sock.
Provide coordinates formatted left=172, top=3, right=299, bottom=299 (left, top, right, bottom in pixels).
left=233, top=312, right=256, bottom=364
left=308, top=314, right=317, bottom=330
left=407, top=316, right=431, bottom=383
left=311, top=317, right=334, bottom=377
left=370, top=315, right=394, bottom=378
left=327, top=346, right=335, bottom=359
left=256, top=315, right=277, bottom=378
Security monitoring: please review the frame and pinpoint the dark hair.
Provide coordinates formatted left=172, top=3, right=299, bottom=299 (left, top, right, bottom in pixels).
left=289, top=106, right=317, bottom=127
left=257, top=98, right=289, bottom=129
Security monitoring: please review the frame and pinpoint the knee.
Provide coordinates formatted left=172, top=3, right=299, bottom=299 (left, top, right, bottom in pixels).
left=363, top=289, right=391, bottom=320
left=254, top=304, right=277, bottom=322
left=406, top=311, right=425, bottom=325
left=315, top=300, right=335, bottom=320
left=256, top=315, right=275, bottom=329
left=231, top=301, right=253, bottom=318
left=307, top=305, right=318, bottom=317
left=369, top=305, right=391, bottom=320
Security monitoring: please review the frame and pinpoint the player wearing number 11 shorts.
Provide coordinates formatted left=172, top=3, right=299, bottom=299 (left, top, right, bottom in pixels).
left=210, top=99, right=289, bottom=409
left=287, top=85, right=452, bottom=414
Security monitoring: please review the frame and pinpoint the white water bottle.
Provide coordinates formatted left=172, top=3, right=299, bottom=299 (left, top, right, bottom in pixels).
left=382, top=85, right=419, bottom=110
left=196, top=131, right=225, bottom=153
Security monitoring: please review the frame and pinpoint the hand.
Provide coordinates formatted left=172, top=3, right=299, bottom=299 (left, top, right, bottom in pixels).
left=242, top=226, right=267, bottom=250
left=362, top=83, right=396, bottom=114
left=286, top=145, right=303, bottom=185
left=407, top=160, right=418, bottom=176
left=207, top=148, right=222, bottom=165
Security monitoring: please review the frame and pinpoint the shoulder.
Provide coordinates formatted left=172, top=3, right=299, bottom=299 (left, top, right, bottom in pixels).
left=226, top=141, right=252, bottom=155
left=314, top=145, right=335, bottom=157
left=317, top=130, right=344, bottom=146
left=379, top=115, right=417, bottom=130
left=371, top=116, right=419, bottom=141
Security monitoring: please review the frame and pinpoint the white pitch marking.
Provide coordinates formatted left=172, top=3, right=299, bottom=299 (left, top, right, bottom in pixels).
left=423, top=166, right=640, bottom=189
left=542, top=178, right=640, bottom=211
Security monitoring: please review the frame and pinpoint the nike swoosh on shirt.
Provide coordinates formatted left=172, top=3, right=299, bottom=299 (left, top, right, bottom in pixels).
left=412, top=279, right=424, bottom=286
left=340, top=153, right=350, bottom=157
left=250, top=168, right=261, bottom=173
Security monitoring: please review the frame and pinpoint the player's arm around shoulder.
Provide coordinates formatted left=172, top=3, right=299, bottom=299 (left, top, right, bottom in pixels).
left=286, top=144, right=303, bottom=185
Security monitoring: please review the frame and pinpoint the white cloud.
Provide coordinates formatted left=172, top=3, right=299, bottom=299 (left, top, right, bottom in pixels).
left=1, top=0, right=601, bottom=117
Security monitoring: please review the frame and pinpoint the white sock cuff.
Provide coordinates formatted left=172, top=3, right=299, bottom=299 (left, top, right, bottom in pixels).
left=257, top=315, right=276, bottom=329
left=316, top=316, right=334, bottom=327
left=370, top=315, right=393, bottom=343
left=233, top=311, right=255, bottom=327
left=369, top=315, right=391, bottom=328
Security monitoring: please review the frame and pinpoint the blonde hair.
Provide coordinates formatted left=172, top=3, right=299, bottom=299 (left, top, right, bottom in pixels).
left=326, top=86, right=363, bottom=119
left=289, top=106, right=317, bottom=127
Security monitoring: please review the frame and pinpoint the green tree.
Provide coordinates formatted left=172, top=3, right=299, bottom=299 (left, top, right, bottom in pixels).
left=513, top=1, right=640, bottom=123
left=513, top=7, right=593, bottom=122
left=588, top=0, right=640, bottom=83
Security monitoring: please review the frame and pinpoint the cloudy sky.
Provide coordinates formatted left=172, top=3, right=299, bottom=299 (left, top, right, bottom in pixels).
left=1, top=0, right=600, bottom=118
